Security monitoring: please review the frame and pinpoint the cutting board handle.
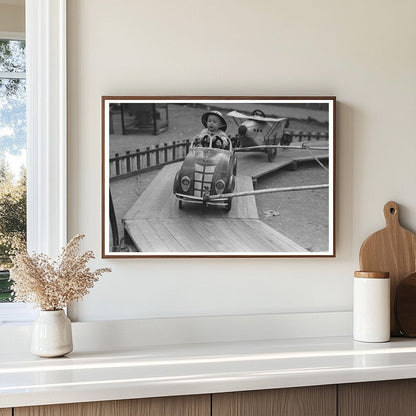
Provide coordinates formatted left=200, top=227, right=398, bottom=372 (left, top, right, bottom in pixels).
left=384, top=201, right=400, bottom=228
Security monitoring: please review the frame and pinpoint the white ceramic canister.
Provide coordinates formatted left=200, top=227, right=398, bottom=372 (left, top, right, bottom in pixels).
left=353, top=271, right=390, bottom=343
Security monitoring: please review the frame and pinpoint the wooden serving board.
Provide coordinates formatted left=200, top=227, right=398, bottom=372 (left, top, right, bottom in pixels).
left=359, top=201, right=416, bottom=336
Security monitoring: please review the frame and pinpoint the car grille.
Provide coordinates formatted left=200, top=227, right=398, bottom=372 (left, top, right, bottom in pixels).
left=193, top=164, right=215, bottom=197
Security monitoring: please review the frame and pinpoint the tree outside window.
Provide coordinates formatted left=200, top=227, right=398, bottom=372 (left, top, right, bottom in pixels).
left=0, top=38, right=26, bottom=302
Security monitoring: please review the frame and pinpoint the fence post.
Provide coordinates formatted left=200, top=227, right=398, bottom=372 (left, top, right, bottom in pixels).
left=186, top=139, right=190, bottom=154
left=126, top=150, right=131, bottom=173
left=136, top=148, right=141, bottom=170
left=155, top=144, right=160, bottom=165
left=163, top=143, right=168, bottom=163
left=172, top=141, right=176, bottom=160
left=146, top=147, right=151, bottom=168
left=115, top=153, right=120, bottom=176
left=164, top=143, right=168, bottom=163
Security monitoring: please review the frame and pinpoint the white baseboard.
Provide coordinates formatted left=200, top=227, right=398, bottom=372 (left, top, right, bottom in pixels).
left=0, top=311, right=352, bottom=353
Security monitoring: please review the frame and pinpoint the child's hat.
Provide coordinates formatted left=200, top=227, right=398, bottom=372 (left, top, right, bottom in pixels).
left=202, top=110, right=227, bottom=131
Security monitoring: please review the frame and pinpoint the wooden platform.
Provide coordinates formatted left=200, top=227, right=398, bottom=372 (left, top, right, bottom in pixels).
left=123, top=163, right=258, bottom=221
left=123, top=163, right=305, bottom=253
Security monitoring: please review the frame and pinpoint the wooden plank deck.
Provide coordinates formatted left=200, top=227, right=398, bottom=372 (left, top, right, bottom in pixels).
left=124, top=163, right=259, bottom=220
left=123, top=163, right=305, bottom=253
left=124, top=218, right=305, bottom=252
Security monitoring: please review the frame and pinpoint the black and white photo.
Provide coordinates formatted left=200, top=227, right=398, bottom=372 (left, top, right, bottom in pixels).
left=102, top=97, right=335, bottom=257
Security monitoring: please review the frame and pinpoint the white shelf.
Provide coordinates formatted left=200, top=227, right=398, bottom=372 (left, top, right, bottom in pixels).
left=2, top=335, right=416, bottom=408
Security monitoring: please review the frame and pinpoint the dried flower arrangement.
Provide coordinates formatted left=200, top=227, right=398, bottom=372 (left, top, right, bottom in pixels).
left=10, top=234, right=111, bottom=311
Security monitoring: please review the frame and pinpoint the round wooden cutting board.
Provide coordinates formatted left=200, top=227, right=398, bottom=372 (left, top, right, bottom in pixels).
left=359, top=201, right=416, bottom=336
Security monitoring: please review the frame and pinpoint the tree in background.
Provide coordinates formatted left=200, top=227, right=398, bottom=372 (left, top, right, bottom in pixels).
left=0, top=160, right=26, bottom=269
left=0, top=161, right=26, bottom=302
left=0, top=39, right=26, bottom=156
left=0, top=39, right=27, bottom=302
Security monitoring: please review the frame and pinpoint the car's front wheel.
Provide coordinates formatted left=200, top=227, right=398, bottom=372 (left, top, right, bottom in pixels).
left=225, top=198, right=232, bottom=212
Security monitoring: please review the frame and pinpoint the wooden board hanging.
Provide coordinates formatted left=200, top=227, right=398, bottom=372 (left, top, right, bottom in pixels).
left=359, top=201, right=416, bottom=336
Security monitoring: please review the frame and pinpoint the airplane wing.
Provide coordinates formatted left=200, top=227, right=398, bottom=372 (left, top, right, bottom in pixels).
left=227, top=110, right=287, bottom=123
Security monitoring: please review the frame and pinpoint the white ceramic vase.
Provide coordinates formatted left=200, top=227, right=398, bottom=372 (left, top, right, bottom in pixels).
left=31, top=310, right=73, bottom=357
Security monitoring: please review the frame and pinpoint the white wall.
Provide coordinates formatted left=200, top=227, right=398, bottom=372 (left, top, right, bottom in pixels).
left=67, top=0, right=416, bottom=322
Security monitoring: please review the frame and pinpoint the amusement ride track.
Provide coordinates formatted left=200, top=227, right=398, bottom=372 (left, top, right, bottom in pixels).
left=122, top=146, right=328, bottom=253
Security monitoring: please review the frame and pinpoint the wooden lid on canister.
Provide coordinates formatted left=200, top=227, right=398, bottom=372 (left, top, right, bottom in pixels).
left=354, top=271, right=390, bottom=279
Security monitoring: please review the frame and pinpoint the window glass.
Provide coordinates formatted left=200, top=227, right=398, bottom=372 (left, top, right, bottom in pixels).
left=0, top=39, right=26, bottom=303
left=0, top=40, right=25, bottom=72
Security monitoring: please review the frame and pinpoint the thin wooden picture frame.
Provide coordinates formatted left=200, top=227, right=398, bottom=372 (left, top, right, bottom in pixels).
left=102, top=96, right=336, bottom=258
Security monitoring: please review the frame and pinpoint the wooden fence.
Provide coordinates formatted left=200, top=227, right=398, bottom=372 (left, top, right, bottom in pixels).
left=287, top=130, right=329, bottom=142
left=110, top=140, right=191, bottom=181
left=109, top=131, right=328, bottom=181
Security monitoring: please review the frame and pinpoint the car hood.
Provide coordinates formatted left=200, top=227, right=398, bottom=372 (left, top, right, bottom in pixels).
left=181, top=148, right=231, bottom=172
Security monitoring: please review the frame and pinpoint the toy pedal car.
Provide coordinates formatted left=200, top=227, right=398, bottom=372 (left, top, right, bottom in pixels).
left=173, top=135, right=237, bottom=211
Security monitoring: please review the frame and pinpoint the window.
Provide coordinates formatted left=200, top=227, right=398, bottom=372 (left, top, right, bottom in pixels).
left=0, top=34, right=28, bottom=318
left=0, top=38, right=27, bottom=268
left=0, top=0, right=67, bottom=324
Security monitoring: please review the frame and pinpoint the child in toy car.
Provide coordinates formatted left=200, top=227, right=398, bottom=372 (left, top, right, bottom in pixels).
left=193, top=110, right=228, bottom=149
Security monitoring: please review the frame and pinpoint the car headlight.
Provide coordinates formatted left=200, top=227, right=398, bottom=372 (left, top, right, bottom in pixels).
left=180, top=176, right=191, bottom=192
left=215, top=179, right=225, bottom=195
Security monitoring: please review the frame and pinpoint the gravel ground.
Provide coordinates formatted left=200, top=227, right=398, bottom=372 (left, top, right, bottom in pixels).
left=255, top=161, right=329, bottom=252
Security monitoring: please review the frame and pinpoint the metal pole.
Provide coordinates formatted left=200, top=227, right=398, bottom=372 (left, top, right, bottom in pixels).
left=235, top=145, right=329, bottom=151
left=109, top=191, right=119, bottom=250
left=209, top=183, right=329, bottom=200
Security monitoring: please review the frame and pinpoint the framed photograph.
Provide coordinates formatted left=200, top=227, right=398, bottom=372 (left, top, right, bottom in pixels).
left=102, top=96, right=336, bottom=258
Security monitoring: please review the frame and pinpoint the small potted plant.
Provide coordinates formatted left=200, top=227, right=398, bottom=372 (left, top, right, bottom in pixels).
left=10, top=234, right=111, bottom=357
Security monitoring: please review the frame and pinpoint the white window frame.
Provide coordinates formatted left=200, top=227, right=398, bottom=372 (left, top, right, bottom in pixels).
left=0, top=0, right=67, bottom=323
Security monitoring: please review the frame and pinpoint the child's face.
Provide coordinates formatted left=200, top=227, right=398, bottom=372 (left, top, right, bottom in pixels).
left=207, top=115, right=222, bottom=132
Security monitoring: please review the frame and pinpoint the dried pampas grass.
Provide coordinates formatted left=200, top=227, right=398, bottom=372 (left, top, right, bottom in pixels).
left=10, top=234, right=111, bottom=311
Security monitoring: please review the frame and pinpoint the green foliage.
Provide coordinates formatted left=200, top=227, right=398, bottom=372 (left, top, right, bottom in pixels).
left=0, top=39, right=25, bottom=73
left=0, top=161, right=26, bottom=270
left=0, top=39, right=27, bottom=302
left=0, top=270, right=13, bottom=302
